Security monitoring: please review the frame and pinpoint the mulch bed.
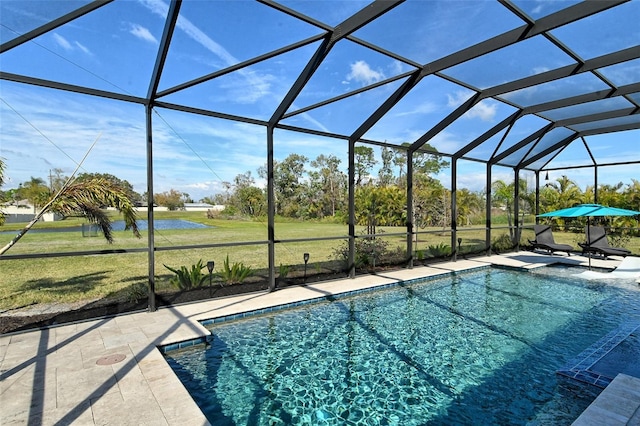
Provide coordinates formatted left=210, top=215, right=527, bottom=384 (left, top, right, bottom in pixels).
left=0, top=271, right=350, bottom=335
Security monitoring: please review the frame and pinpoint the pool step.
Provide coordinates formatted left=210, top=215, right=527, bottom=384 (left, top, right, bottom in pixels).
left=557, top=321, right=640, bottom=388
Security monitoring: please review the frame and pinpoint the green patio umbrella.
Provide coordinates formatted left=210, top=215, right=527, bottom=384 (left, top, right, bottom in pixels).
left=538, top=203, right=640, bottom=268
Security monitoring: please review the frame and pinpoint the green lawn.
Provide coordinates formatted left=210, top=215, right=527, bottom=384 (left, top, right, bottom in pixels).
left=1, top=212, right=638, bottom=310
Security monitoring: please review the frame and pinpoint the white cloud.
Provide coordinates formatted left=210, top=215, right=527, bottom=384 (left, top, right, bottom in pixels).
left=446, top=90, right=473, bottom=108
left=139, top=0, right=236, bottom=65
left=140, top=0, right=275, bottom=103
left=388, top=60, right=405, bottom=75
left=465, top=99, right=497, bottom=122
left=346, top=60, right=385, bottom=86
left=395, top=101, right=438, bottom=117
left=74, top=41, right=92, bottom=55
left=52, top=33, right=92, bottom=55
left=447, top=91, right=497, bottom=122
left=52, top=33, right=72, bottom=50
left=532, top=66, right=550, bottom=75
left=129, top=23, right=158, bottom=44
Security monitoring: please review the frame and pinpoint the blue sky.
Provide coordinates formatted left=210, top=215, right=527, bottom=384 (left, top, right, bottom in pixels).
left=1, top=0, right=638, bottom=202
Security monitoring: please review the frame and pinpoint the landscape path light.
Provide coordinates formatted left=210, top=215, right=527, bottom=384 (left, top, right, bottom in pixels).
left=207, top=260, right=215, bottom=297
left=303, top=253, right=310, bottom=282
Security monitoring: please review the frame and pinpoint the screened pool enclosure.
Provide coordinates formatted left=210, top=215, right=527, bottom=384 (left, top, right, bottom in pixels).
left=1, top=0, right=639, bottom=312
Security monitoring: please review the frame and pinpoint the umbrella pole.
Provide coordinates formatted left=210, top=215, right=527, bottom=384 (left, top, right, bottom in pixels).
left=587, top=218, right=591, bottom=270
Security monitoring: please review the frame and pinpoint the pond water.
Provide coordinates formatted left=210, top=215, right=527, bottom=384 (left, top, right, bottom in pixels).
left=1, top=219, right=210, bottom=234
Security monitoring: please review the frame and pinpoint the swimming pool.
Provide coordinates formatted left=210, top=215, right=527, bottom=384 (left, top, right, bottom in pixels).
left=165, top=267, right=640, bottom=425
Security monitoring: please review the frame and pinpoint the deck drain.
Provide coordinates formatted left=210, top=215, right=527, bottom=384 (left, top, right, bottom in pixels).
left=96, top=354, right=126, bottom=366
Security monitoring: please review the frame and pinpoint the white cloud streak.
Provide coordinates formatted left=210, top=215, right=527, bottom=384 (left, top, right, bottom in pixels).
left=129, top=23, right=158, bottom=44
left=52, top=33, right=93, bottom=55
left=52, top=33, right=72, bottom=50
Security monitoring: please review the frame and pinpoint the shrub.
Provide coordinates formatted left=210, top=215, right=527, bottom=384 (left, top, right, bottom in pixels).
left=492, top=234, right=515, bottom=253
left=428, top=243, right=450, bottom=258
left=217, top=255, right=253, bottom=285
left=163, top=259, right=209, bottom=290
left=278, top=264, right=290, bottom=279
left=333, top=231, right=390, bottom=269
left=607, top=230, right=631, bottom=248
left=126, top=282, right=147, bottom=303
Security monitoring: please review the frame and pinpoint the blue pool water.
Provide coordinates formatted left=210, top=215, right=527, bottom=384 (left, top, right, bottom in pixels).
left=165, top=267, right=640, bottom=425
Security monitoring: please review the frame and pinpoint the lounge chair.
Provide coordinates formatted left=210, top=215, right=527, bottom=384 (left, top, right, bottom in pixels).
left=579, top=226, right=631, bottom=259
left=574, top=255, right=640, bottom=281
left=529, top=225, right=574, bottom=256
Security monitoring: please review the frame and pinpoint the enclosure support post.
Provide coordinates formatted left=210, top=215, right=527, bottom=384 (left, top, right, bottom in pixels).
left=594, top=166, right=598, bottom=204
left=451, top=158, right=457, bottom=261
left=514, top=168, right=521, bottom=252
left=535, top=170, right=540, bottom=223
left=145, top=105, right=156, bottom=312
left=486, top=164, right=492, bottom=255
left=348, top=138, right=356, bottom=278
left=406, top=148, right=414, bottom=268
left=267, top=126, right=276, bottom=291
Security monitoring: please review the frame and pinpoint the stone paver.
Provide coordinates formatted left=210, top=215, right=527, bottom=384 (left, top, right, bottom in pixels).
left=572, top=374, right=640, bottom=426
left=0, top=252, right=636, bottom=425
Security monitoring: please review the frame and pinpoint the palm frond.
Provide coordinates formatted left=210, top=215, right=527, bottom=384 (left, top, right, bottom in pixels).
left=50, top=178, right=140, bottom=243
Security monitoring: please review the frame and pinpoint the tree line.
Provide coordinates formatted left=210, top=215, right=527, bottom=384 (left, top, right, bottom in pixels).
left=2, top=155, right=639, bottom=233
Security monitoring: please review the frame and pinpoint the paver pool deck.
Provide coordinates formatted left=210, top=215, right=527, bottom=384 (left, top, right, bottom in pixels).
left=1, top=252, right=639, bottom=425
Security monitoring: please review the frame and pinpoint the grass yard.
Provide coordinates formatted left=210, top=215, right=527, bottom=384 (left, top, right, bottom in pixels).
left=1, top=211, right=638, bottom=311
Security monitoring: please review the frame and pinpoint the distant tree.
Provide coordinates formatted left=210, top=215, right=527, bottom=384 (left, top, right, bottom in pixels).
left=354, top=146, right=376, bottom=186
left=154, top=189, right=184, bottom=210
left=16, top=177, right=50, bottom=210
left=235, top=186, right=266, bottom=216
left=259, top=154, right=308, bottom=217
left=623, top=179, right=640, bottom=211
left=308, top=154, right=346, bottom=218
left=392, top=149, right=407, bottom=185
left=228, top=171, right=266, bottom=216
left=596, top=182, right=624, bottom=207
left=456, top=188, right=485, bottom=226
left=414, top=175, right=450, bottom=228
left=48, top=168, right=67, bottom=193
left=492, top=179, right=533, bottom=242
left=413, top=143, right=450, bottom=176
left=355, top=185, right=406, bottom=227
left=546, top=175, right=582, bottom=209
left=378, top=147, right=395, bottom=187
left=201, top=195, right=226, bottom=205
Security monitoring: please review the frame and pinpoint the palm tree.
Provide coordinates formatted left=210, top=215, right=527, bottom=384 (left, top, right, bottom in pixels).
left=491, top=179, right=532, bottom=242
left=1, top=176, right=140, bottom=255
left=49, top=178, right=140, bottom=242
left=548, top=175, right=583, bottom=209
